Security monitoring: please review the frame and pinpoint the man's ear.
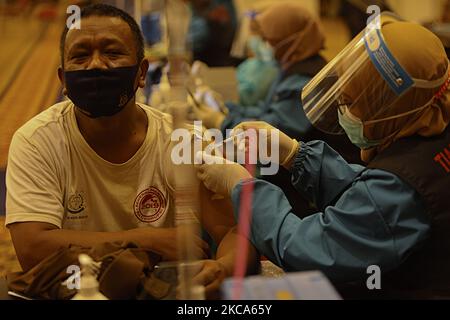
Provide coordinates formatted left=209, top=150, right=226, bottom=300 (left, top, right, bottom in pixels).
left=57, top=66, right=67, bottom=96
left=138, top=58, right=149, bottom=89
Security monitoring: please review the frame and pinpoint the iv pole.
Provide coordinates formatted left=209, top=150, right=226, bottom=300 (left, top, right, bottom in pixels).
left=164, top=0, right=204, bottom=300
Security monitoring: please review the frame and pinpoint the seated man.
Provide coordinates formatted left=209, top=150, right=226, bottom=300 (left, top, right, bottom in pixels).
left=5, top=4, right=257, bottom=298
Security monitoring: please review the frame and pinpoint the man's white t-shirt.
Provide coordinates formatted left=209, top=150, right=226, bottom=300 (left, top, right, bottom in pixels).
left=5, top=101, right=181, bottom=231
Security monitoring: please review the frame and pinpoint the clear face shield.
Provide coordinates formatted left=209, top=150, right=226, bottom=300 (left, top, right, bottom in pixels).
left=301, top=13, right=450, bottom=136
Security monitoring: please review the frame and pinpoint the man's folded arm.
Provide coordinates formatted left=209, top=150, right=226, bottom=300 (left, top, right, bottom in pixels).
left=8, top=221, right=197, bottom=272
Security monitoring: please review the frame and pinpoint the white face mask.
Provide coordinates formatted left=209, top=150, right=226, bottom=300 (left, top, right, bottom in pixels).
left=338, top=106, right=381, bottom=149
left=337, top=85, right=448, bottom=150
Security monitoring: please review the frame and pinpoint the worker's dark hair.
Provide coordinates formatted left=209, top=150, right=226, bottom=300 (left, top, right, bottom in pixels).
left=60, top=3, right=144, bottom=66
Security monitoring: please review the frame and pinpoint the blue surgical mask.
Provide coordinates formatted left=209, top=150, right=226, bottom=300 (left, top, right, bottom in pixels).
left=248, top=36, right=275, bottom=62
left=338, top=106, right=381, bottom=150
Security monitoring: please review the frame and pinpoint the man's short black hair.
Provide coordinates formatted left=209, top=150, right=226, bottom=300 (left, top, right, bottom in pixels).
left=60, top=3, right=145, bottom=67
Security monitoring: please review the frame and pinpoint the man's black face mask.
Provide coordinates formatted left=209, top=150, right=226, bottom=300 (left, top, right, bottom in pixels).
left=64, top=65, right=140, bottom=118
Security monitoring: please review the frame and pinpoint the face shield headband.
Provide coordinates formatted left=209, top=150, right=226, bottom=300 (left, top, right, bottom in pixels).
left=301, top=13, right=450, bottom=135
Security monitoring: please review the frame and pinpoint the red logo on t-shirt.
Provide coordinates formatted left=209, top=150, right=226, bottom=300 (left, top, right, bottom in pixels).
left=134, top=187, right=167, bottom=223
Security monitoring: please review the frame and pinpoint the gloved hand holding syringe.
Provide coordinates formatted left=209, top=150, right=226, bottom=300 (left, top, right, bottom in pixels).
left=194, top=130, right=246, bottom=201
left=193, top=129, right=246, bottom=162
